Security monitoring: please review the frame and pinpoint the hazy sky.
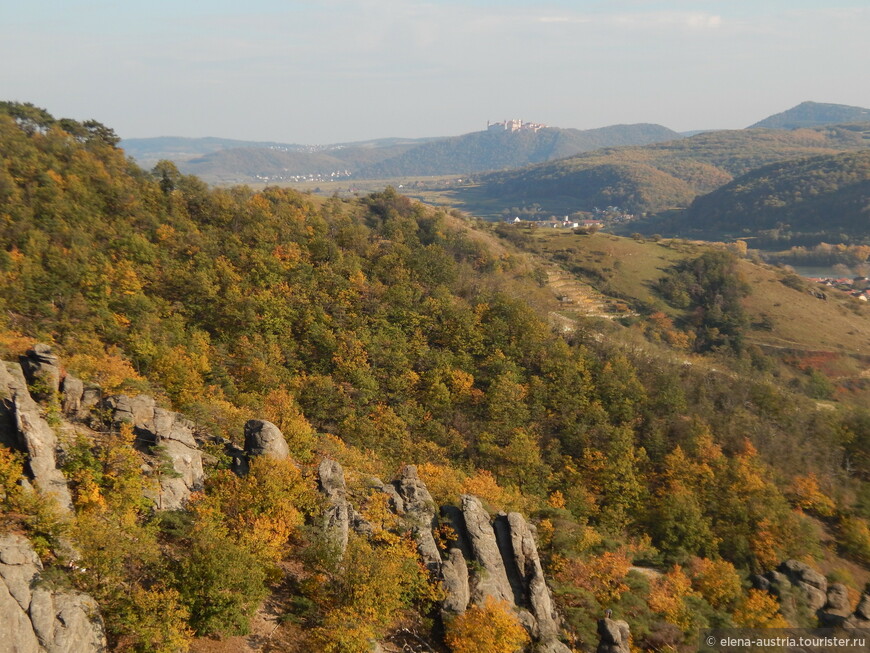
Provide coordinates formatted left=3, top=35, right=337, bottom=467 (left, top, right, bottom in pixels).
left=4, top=1, right=869, bottom=144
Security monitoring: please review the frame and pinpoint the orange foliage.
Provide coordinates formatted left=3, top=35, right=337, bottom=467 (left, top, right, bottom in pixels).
left=445, top=596, right=529, bottom=653
left=557, top=550, right=632, bottom=605
left=732, top=589, right=789, bottom=628
left=416, top=462, right=464, bottom=507
left=788, top=474, right=836, bottom=517
left=66, top=347, right=146, bottom=394
left=647, top=565, right=700, bottom=631
left=687, top=557, right=743, bottom=609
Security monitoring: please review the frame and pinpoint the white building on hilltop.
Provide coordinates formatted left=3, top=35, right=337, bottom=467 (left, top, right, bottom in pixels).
left=487, top=119, right=547, bottom=133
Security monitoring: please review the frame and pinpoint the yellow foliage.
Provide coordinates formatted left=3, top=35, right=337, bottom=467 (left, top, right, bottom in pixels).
left=750, top=519, right=781, bottom=571
left=416, top=462, right=465, bottom=507
left=0, top=328, right=34, bottom=358
left=647, top=565, right=700, bottom=632
left=317, top=434, right=388, bottom=480
left=312, top=534, right=441, bottom=651
left=732, top=589, right=789, bottom=628
left=547, top=490, right=567, bottom=509
left=687, top=557, right=743, bottom=609
left=260, top=388, right=316, bottom=461
left=557, top=550, right=632, bottom=606
left=66, top=347, right=145, bottom=394
left=445, top=596, right=529, bottom=653
left=120, top=584, right=193, bottom=653
left=196, top=456, right=314, bottom=562
left=789, top=474, right=836, bottom=517
left=461, top=469, right=529, bottom=513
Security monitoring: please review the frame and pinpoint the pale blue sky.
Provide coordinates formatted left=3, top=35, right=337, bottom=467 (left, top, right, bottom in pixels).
left=3, top=1, right=869, bottom=143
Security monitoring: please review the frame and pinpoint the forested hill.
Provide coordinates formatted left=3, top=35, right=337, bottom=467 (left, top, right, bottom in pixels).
left=125, top=123, right=681, bottom=184
left=353, top=123, right=681, bottom=178
left=2, top=102, right=870, bottom=652
left=661, top=150, right=870, bottom=240
left=461, top=123, right=870, bottom=215
left=750, top=101, right=870, bottom=129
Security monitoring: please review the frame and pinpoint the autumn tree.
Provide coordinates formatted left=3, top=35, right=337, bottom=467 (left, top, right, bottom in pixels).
left=445, top=596, right=530, bottom=653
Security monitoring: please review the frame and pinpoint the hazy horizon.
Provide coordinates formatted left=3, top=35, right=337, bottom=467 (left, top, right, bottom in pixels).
left=4, top=0, right=870, bottom=144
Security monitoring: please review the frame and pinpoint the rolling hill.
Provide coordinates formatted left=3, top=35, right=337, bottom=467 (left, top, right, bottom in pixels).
left=449, top=123, right=870, bottom=217
left=750, top=101, right=870, bottom=130
left=662, top=149, right=870, bottom=240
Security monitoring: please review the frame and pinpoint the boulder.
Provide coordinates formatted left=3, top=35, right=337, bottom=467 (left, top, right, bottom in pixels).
left=394, top=466, right=441, bottom=574
left=0, top=362, right=72, bottom=512
left=0, top=533, right=106, bottom=653
left=440, top=548, right=470, bottom=614
left=19, top=345, right=61, bottom=401
left=819, top=583, right=853, bottom=626
left=844, top=592, right=870, bottom=628
left=508, top=512, right=562, bottom=642
left=460, top=494, right=513, bottom=604
left=106, top=394, right=204, bottom=510
left=779, top=560, right=827, bottom=591
left=596, top=617, right=631, bottom=653
left=59, top=375, right=84, bottom=416
left=244, top=419, right=289, bottom=459
left=317, top=458, right=371, bottom=554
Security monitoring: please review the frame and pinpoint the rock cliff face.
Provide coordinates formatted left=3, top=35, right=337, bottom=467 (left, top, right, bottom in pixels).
left=755, top=559, right=870, bottom=629
left=0, top=533, right=107, bottom=653
left=0, top=355, right=73, bottom=512
left=316, top=462, right=571, bottom=652
left=596, top=617, right=631, bottom=653
left=102, top=394, right=205, bottom=511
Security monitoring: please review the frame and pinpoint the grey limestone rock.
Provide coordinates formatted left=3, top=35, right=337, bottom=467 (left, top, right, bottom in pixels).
left=508, top=512, right=561, bottom=642
left=317, top=458, right=371, bottom=554
left=106, top=394, right=204, bottom=510
left=0, top=533, right=106, bottom=653
left=596, top=617, right=631, bottom=653
left=460, top=494, right=513, bottom=604
left=819, top=583, right=854, bottom=626
left=244, top=419, right=289, bottom=459
left=843, top=592, right=870, bottom=628
left=0, top=362, right=72, bottom=512
left=19, top=345, right=61, bottom=401
left=394, top=466, right=441, bottom=574
left=59, top=375, right=84, bottom=416
left=778, top=560, right=828, bottom=611
left=440, top=548, right=470, bottom=614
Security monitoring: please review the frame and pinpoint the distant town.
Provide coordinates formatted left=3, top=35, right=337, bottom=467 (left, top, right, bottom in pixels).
left=809, top=276, right=870, bottom=301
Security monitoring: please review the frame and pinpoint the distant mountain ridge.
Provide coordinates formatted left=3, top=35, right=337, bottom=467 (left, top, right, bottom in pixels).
left=750, top=101, right=870, bottom=129
left=121, top=123, right=682, bottom=184
left=453, top=123, right=870, bottom=216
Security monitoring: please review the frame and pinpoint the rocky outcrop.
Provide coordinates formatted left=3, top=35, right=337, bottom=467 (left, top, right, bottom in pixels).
left=0, top=362, right=72, bottom=512
left=843, top=591, right=870, bottom=629
left=819, top=583, right=853, bottom=626
left=754, top=560, right=828, bottom=613
left=440, top=548, right=470, bottom=614
left=19, top=345, right=61, bottom=402
left=59, top=375, right=84, bottom=417
left=393, top=465, right=441, bottom=574
left=596, top=617, right=631, bottom=653
left=314, top=463, right=570, bottom=651
left=0, top=533, right=106, bottom=653
left=243, top=419, right=289, bottom=460
left=105, top=394, right=204, bottom=510
left=318, top=458, right=372, bottom=554
left=778, top=559, right=827, bottom=611
left=507, top=512, right=564, bottom=646
left=461, top=494, right=514, bottom=604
